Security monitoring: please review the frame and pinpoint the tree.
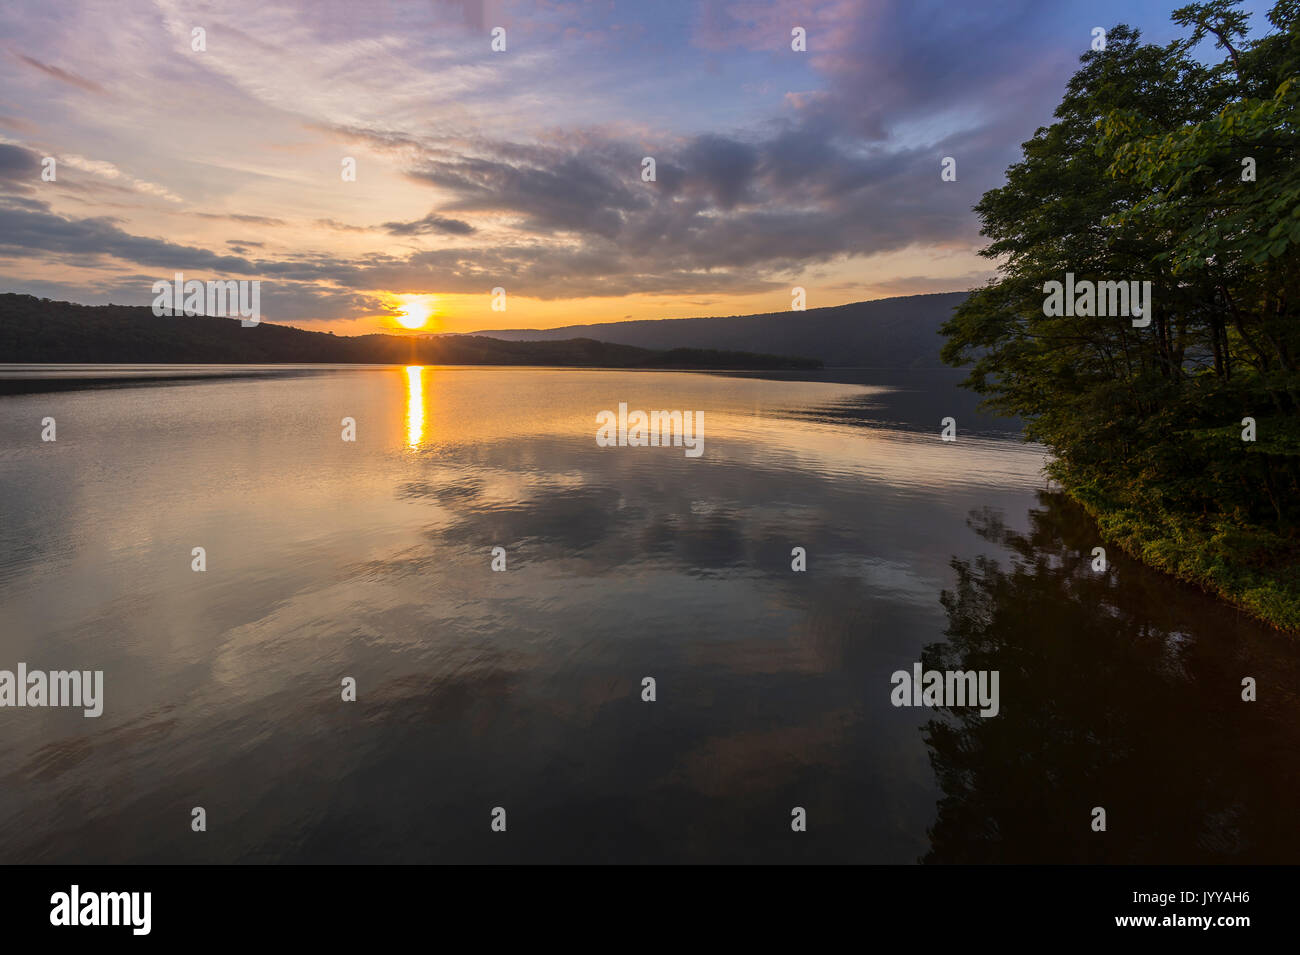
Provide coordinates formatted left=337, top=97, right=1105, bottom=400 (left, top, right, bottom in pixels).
left=941, top=1, right=1300, bottom=629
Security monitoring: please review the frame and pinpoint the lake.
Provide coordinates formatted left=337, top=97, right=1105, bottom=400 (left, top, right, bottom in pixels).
left=0, top=365, right=1296, bottom=863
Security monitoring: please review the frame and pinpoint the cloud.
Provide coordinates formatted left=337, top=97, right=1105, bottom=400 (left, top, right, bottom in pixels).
left=11, top=53, right=105, bottom=94
left=0, top=197, right=256, bottom=272
left=0, top=115, right=41, bottom=134
left=408, top=146, right=647, bottom=240
left=314, top=218, right=367, bottom=232
left=0, top=143, right=41, bottom=180
left=393, top=119, right=993, bottom=283
left=195, top=213, right=287, bottom=226
left=381, top=211, right=476, bottom=236
left=857, top=271, right=996, bottom=296
left=0, top=0, right=1135, bottom=322
left=692, top=0, right=1069, bottom=142
left=0, top=107, right=996, bottom=305
left=56, top=154, right=183, bottom=203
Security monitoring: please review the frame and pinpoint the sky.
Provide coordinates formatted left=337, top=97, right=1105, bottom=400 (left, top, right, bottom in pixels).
left=0, top=0, right=1279, bottom=336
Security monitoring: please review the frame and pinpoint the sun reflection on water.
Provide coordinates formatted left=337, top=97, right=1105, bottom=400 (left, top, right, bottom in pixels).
left=406, top=365, right=425, bottom=448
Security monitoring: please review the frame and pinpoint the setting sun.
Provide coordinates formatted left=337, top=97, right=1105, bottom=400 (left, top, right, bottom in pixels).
left=392, top=295, right=438, bottom=330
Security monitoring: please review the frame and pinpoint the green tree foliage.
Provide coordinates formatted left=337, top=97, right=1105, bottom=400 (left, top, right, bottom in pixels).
left=941, top=1, right=1300, bottom=630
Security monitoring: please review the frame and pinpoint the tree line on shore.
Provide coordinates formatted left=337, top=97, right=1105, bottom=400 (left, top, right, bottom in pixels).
left=942, top=1, right=1300, bottom=629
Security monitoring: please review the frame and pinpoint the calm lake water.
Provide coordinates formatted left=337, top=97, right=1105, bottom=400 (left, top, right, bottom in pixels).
left=0, top=365, right=1296, bottom=863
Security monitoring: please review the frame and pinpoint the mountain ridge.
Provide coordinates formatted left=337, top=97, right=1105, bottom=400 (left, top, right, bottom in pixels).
left=0, top=294, right=820, bottom=370
left=467, top=291, right=971, bottom=368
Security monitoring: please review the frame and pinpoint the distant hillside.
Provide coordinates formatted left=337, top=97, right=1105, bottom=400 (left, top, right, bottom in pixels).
left=0, top=295, right=820, bottom=370
left=470, top=291, right=971, bottom=368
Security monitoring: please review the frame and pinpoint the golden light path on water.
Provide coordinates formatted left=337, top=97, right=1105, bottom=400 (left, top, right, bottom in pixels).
left=406, top=365, right=425, bottom=448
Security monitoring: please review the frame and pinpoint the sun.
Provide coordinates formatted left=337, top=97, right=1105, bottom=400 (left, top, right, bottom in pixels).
left=391, top=294, right=438, bottom=330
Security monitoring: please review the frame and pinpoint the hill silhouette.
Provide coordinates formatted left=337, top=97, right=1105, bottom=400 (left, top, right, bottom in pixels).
left=469, top=291, right=970, bottom=368
left=0, top=295, right=820, bottom=370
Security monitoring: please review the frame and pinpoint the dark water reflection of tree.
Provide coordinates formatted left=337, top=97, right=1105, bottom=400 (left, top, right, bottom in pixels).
left=923, top=492, right=1300, bottom=864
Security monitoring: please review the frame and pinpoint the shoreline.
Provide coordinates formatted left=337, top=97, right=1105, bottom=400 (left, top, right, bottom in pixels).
left=1066, top=483, right=1300, bottom=635
left=0, top=362, right=828, bottom=396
